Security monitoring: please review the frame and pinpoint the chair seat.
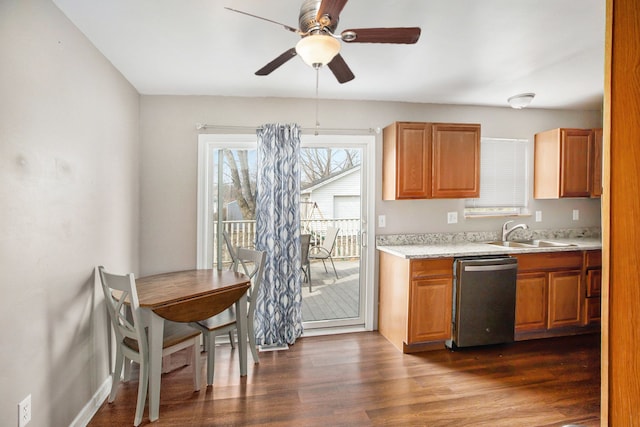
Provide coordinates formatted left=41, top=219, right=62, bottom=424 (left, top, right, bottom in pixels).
left=195, top=308, right=237, bottom=332
left=122, top=320, right=201, bottom=352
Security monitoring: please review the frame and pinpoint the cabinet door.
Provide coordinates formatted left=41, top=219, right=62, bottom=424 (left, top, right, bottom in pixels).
left=515, top=272, right=547, bottom=332
left=408, top=277, right=452, bottom=343
left=585, top=297, right=601, bottom=324
left=547, top=270, right=583, bottom=328
left=587, top=268, right=602, bottom=297
left=591, top=128, right=603, bottom=197
left=560, top=129, right=592, bottom=197
left=431, top=123, right=480, bottom=198
left=395, top=123, right=431, bottom=199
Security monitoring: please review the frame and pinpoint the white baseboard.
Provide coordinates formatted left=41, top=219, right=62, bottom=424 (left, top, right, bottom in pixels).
left=69, top=376, right=111, bottom=427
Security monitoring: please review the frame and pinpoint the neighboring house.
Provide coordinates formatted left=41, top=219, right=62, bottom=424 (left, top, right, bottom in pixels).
left=301, top=165, right=361, bottom=220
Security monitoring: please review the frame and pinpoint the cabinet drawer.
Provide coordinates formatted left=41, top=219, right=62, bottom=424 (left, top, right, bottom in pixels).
left=585, top=297, right=601, bottom=324
left=410, top=258, right=453, bottom=279
left=515, top=252, right=583, bottom=272
left=587, top=269, right=602, bottom=297
left=585, top=250, right=602, bottom=268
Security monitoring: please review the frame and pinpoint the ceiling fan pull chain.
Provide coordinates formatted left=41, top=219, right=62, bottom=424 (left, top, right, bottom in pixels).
left=315, top=65, right=320, bottom=136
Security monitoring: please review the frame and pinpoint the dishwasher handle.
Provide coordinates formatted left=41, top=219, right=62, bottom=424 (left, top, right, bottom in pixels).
left=462, top=263, right=518, bottom=272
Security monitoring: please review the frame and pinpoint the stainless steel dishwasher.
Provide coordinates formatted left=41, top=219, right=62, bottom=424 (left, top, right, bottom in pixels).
left=446, top=256, right=518, bottom=349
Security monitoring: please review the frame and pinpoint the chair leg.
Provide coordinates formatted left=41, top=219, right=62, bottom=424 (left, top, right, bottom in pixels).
left=329, top=256, right=339, bottom=279
left=321, top=259, right=328, bottom=273
left=248, top=325, right=260, bottom=364
left=191, top=338, right=201, bottom=391
left=228, top=330, right=236, bottom=349
left=109, top=348, right=124, bottom=402
left=134, top=358, right=148, bottom=427
left=206, top=333, right=216, bottom=386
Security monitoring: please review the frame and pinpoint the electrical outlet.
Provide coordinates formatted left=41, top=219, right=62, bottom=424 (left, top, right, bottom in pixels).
left=447, top=212, right=458, bottom=224
left=18, top=394, right=31, bottom=427
left=378, top=215, right=386, bottom=228
left=535, top=211, right=542, bottom=222
left=573, top=209, right=580, bottom=221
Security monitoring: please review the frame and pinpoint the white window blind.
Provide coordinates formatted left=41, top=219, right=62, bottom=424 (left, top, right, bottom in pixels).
left=465, top=138, right=528, bottom=214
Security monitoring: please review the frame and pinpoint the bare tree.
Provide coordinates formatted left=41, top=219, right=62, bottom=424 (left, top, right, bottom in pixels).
left=221, top=147, right=361, bottom=219
left=300, top=148, right=360, bottom=185
left=224, top=150, right=255, bottom=219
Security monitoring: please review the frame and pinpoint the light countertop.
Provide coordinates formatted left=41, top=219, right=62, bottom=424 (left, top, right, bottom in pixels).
left=377, top=237, right=602, bottom=259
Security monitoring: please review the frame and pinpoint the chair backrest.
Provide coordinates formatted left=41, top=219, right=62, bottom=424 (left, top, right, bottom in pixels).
left=300, top=234, right=311, bottom=264
left=98, top=266, right=148, bottom=356
left=321, top=227, right=340, bottom=252
left=223, top=231, right=238, bottom=270
left=234, top=248, right=266, bottom=319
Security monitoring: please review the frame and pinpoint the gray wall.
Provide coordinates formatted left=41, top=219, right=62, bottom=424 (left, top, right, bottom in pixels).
left=139, top=96, right=601, bottom=274
left=0, top=1, right=140, bottom=426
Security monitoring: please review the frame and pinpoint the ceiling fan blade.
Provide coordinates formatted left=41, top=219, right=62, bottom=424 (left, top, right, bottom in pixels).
left=225, top=7, right=300, bottom=33
left=327, top=54, right=355, bottom=84
left=341, top=27, right=421, bottom=44
left=316, top=0, right=349, bottom=24
left=255, top=48, right=298, bottom=76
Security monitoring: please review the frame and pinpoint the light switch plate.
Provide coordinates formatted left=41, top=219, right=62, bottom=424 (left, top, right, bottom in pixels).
left=447, top=212, right=458, bottom=224
left=378, top=215, right=386, bottom=228
left=573, top=209, right=580, bottom=221
left=535, top=211, right=542, bottom=222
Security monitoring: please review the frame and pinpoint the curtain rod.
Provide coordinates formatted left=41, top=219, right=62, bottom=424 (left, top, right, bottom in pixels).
left=195, top=123, right=381, bottom=135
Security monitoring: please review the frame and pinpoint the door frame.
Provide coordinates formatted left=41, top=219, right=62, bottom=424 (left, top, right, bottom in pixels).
left=196, top=133, right=376, bottom=331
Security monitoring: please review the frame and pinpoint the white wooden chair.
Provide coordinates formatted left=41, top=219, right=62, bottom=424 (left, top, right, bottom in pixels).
left=190, top=247, right=266, bottom=385
left=309, top=226, right=340, bottom=279
left=98, top=266, right=201, bottom=426
left=223, top=230, right=238, bottom=271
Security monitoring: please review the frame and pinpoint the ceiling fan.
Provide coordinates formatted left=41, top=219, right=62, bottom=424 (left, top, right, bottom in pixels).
left=226, top=0, right=421, bottom=84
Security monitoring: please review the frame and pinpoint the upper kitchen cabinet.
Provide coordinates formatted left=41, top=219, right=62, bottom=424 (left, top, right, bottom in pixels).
left=382, top=122, right=480, bottom=200
left=383, top=122, right=432, bottom=199
left=591, top=128, right=603, bottom=197
left=534, top=128, right=602, bottom=199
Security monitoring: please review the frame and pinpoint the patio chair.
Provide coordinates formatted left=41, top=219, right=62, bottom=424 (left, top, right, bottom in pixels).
left=301, top=233, right=312, bottom=290
left=309, top=227, right=340, bottom=279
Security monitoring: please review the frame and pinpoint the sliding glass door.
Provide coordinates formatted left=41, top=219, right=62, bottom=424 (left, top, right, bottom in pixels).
left=197, top=133, right=375, bottom=331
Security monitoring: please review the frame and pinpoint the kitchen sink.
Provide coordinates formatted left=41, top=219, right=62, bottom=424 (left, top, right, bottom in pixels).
left=486, top=240, right=577, bottom=248
left=486, top=241, right=532, bottom=248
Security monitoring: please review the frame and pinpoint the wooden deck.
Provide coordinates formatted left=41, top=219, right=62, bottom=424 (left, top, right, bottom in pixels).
left=301, top=259, right=360, bottom=322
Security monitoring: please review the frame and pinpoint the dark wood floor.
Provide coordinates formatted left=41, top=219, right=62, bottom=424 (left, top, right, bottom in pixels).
left=88, top=332, right=600, bottom=426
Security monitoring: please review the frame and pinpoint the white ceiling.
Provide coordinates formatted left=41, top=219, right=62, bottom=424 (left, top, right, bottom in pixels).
left=52, top=0, right=606, bottom=110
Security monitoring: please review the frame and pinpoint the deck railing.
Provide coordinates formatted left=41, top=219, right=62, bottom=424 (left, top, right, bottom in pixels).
left=214, top=218, right=360, bottom=264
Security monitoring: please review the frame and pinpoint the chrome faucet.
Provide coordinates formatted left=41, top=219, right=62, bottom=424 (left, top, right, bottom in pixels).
left=502, top=220, right=528, bottom=241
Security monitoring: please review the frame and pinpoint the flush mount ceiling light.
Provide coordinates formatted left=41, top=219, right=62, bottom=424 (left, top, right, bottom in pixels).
left=508, top=93, right=536, bottom=109
left=295, top=34, right=341, bottom=68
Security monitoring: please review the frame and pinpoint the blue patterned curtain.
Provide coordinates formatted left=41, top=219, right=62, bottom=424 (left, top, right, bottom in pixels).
left=254, top=123, right=303, bottom=346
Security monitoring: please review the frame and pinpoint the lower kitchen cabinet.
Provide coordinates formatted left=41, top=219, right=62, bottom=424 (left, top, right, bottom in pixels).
left=584, top=250, right=602, bottom=324
left=547, top=270, right=583, bottom=328
left=378, top=252, right=453, bottom=353
left=514, top=251, right=584, bottom=337
left=514, top=272, right=547, bottom=331
left=408, top=271, right=452, bottom=343
left=379, top=249, right=600, bottom=352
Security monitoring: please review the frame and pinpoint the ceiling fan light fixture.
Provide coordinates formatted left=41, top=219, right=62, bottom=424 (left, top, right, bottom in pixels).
left=508, top=93, right=536, bottom=109
left=295, top=34, right=340, bottom=68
